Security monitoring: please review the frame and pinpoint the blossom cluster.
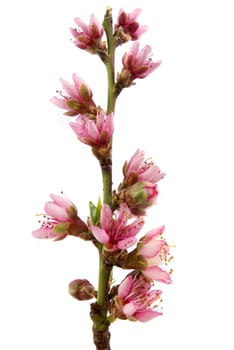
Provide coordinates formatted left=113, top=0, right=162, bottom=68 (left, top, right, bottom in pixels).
left=33, top=7, right=172, bottom=336
left=33, top=146, right=172, bottom=321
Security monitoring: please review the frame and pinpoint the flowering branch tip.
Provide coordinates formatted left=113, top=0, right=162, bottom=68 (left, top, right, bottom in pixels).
left=33, top=7, right=173, bottom=349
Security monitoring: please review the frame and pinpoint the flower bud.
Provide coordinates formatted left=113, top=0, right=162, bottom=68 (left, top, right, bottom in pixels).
left=122, top=181, right=158, bottom=215
left=68, top=279, right=96, bottom=300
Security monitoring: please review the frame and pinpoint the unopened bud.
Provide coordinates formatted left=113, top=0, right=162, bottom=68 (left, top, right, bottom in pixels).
left=68, top=279, right=96, bottom=300
left=122, top=181, right=158, bottom=215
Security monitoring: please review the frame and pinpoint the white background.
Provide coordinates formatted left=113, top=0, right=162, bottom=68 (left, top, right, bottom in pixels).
left=0, top=0, right=233, bottom=349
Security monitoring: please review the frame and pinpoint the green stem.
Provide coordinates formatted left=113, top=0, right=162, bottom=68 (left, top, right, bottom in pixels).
left=92, top=8, right=117, bottom=350
left=96, top=248, right=112, bottom=307
left=103, top=8, right=116, bottom=114
left=101, top=164, right=112, bottom=207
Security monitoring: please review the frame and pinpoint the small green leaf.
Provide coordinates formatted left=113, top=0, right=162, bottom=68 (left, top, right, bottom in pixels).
left=89, top=197, right=102, bottom=225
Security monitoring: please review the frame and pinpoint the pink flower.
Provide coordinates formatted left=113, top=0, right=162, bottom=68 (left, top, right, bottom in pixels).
left=117, top=150, right=165, bottom=215
left=69, top=110, right=114, bottom=148
left=122, top=41, right=161, bottom=80
left=138, top=226, right=173, bottom=284
left=115, top=8, right=148, bottom=41
left=32, top=194, right=88, bottom=240
left=32, top=194, right=77, bottom=240
left=91, top=203, right=144, bottom=251
left=50, top=73, right=96, bottom=116
left=114, top=273, right=162, bottom=322
left=70, top=15, right=106, bottom=54
left=122, top=181, right=159, bottom=216
left=123, top=149, right=165, bottom=186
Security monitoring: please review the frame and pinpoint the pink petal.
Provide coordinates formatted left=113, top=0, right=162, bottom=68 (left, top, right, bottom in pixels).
left=140, top=238, right=165, bottom=259
left=91, top=226, right=109, bottom=244
left=44, top=202, right=69, bottom=221
left=129, top=41, right=139, bottom=57
left=72, top=73, right=83, bottom=90
left=86, top=119, right=99, bottom=141
left=134, top=310, right=162, bottom=322
left=101, top=204, right=112, bottom=232
left=113, top=204, right=130, bottom=233
left=96, top=110, right=104, bottom=130
left=70, top=115, right=99, bottom=143
left=117, top=236, right=137, bottom=250
left=144, top=226, right=165, bottom=241
left=125, top=217, right=144, bottom=237
left=144, top=182, right=158, bottom=201
left=69, top=121, right=80, bottom=135
left=152, top=60, right=162, bottom=69
left=90, top=14, right=103, bottom=34
left=50, top=194, right=71, bottom=209
left=70, top=27, right=78, bottom=38
left=128, top=8, right=142, bottom=22
left=135, top=25, right=148, bottom=36
left=147, top=61, right=162, bottom=75
left=105, top=113, right=114, bottom=135
left=32, top=227, right=57, bottom=239
left=50, top=96, right=67, bottom=109
left=122, top=52, right=128, bottom=66
left=60, top=78, right=77, bottom=98
left=118, top=275, right=133, bottom=299
left=127, top=149, right=145, bottom=174
left=123, top=301, right=138, bottom=317
left=74, top=17, right=90, bottom=35
left=143, top=266, right=172, bottom=284
left=141, top=166, right=165, bottom=183
left=137, top=45, right=152, bottom=65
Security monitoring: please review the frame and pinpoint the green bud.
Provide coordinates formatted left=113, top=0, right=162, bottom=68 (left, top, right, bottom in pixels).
left=127, top=183, right=147, bottom=204
left=68, top=279, right=96, bottom=300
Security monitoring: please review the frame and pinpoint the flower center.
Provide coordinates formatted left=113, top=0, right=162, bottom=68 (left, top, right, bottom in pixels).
left=36, top=213, right=56, bottom=229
